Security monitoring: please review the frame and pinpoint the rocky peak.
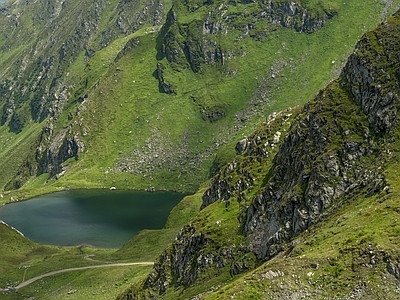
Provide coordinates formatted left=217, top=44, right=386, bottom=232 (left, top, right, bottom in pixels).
left=245, top=12, right=400, bottom=260
left=244, top=83, right=382, bottom=259
left=340, top=11, right=400, bottom=134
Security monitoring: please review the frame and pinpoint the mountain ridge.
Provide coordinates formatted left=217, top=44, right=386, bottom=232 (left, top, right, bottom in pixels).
left=0, top=1, right=399, bottom=299
left=117, top=9, right=400, bottom=299
left=0, top=0, right=395, bottom=198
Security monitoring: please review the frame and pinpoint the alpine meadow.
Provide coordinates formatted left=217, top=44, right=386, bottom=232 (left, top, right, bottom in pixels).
left=1, top=0, right=400, bottom=299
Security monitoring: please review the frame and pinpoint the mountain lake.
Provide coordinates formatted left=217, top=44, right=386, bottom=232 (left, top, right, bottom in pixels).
left=0, top=190, right=184, bottom=248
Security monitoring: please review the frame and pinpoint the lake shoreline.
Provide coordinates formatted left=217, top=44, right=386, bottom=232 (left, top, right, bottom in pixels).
left=0, top=219, right=25, bottom=236
left=1, top=186, right=188, bottom=205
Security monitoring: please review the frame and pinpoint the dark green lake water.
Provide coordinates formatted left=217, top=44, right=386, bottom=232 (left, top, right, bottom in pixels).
left=0, top=190, right=183, bottom=248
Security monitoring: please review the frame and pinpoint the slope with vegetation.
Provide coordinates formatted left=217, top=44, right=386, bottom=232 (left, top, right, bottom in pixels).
left=0, top=0, right=397, bottom=199
left=0, top=221, right=150, bottom=300
left=0, top=190, right=202, bottom=299
left=0, top=0, right=400, bottom=299
left=118, top=9, right=400, bottom=299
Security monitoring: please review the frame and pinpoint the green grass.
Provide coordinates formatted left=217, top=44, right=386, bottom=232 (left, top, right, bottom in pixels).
left=1, top=1, right=400, bottom=299
left=164, top=188, right=205, bottom=228
left=1, top=0, right=397, bottom=197
left=117, top=8, right=400, bottom=298
left=0, top=121, right=43, bottom=191
left=15, top=265, right=152, bottom=300
left=0, top=187, right=204, bottom=299
left=200, top=187, right=400, bottom=299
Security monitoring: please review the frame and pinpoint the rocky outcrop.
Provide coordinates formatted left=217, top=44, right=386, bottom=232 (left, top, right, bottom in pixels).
left=155, top=62, right=175, bottom=94
left=200, top=106, right=226, bottom=122
left=267, top=1, right=336, bottom=33
left=244, top=84, right=382, bottom=259
left=144, top=224, right=209, bottom=294
left=201, top=110, right=294, bottom=209
left=100, top=0, right=164, bottom=47
left=387, top=258, right=400, bottom=281
left=244, top=14, right=400, bottom=260
left=158, top=12, right=225, bottom=72
left=128, top=12, right=400, bottom=297
left=158, top=0, right=336, bottom=73
left=223, top=0, right=336, bottom=36
left=340, top=11, right=400, bottom=133
left=120, top=224, right=250, bottom=299
left=36, top=126, right=84, bottom=177
left=4, top=121, right=84, bottom=190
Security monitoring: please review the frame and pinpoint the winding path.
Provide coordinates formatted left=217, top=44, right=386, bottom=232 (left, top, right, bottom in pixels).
left=2, top=262, right=153, bottom=292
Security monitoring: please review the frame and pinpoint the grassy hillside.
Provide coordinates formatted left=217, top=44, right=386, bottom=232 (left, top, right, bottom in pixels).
left=0, top=222, right=140, bottom=300
left=0, top=1, right=400, bottom=299
left=0, top=0, right=399, bottom=200
left=0, top=188, right=202, bottom=299
left=199, top=185, right=400, bottom=299
left=117, top=10, right=400, bottom=299
left=0, top=219, right=169, bottom=299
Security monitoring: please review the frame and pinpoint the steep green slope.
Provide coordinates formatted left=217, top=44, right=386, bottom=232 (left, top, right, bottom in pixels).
left=1, top=0, right=398, bottom=198
left=117, top=10, right=400, bottom=299
left=200, top=187, right=400, bottom=299
left=0, top=222, right=153, bottom=300
left=0, top=0, right=167, bottom=194
left=1, top=2, right=400, bottom=300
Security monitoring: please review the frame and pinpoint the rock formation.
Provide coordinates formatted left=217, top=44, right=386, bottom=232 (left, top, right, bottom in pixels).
left=158, top=0, right=336, bottom=73
left=118, top=10, right=400, bottom=298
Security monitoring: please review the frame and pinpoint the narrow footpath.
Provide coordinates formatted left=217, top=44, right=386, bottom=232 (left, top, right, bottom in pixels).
left=1, top=262, right=154, bottom=292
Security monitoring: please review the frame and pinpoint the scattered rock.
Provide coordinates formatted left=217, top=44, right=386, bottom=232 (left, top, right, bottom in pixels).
left=261, top=270, right=284, bottom=279
left=67, top=289, right=77, bottom=295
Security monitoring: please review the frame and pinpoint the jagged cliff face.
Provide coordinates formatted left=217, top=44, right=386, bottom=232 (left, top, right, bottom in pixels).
left=1, top=0, right=393, bottom=193
left=244, top=83, right=383, bottom=260
left=158, top=0, right=336, bottom=73
left=0, top=0, right=162, bottom=124
left=120, top=10, right=400, bottom=299
left=6, top=125, right=85, bottom=190
left=341, top=16, right=400, bottom=134
left=144, top=224, right=209, bottom=294
left=0, top=0, right=164, bottom=189
left=244, top=11, right=400, bottom=260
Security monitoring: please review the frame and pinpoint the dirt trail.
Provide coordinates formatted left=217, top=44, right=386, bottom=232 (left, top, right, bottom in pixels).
left=1, top=262, right=153, bottom=291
